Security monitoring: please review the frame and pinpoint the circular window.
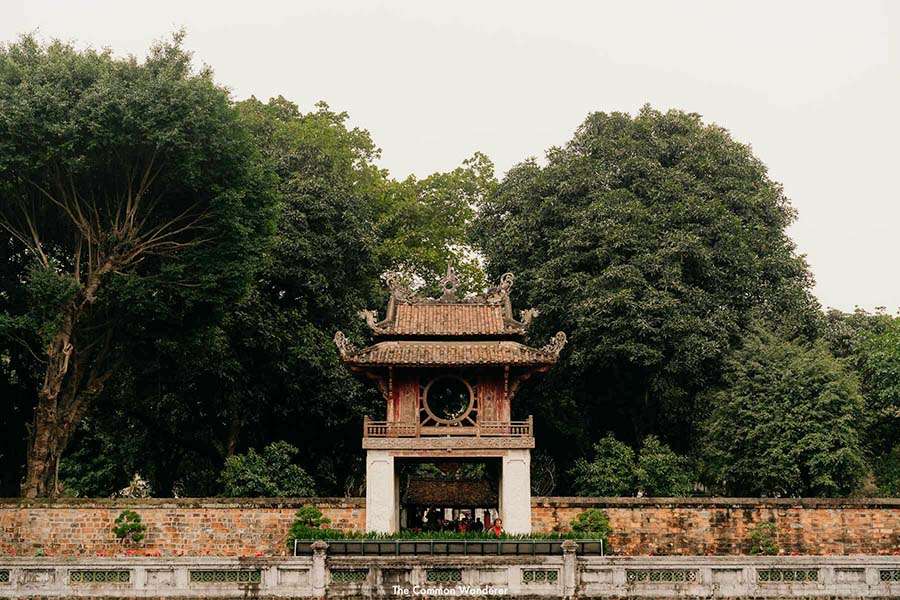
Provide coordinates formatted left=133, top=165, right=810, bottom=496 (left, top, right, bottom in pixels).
left=424, top=376, right=473, bottom=424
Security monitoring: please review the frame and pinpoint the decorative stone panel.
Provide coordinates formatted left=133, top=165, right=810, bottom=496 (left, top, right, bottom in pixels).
left=277, top=567, right=309, bottom=586
left=0, top=556, right=898, bottom=599
left=426, top=568, right=462, bottom=583
left=189, top=569, right=261, bottom=584
left=626, top=569, right=699, bottom=583
left=69, top=569, right=130, bottom=584
left=522, top=569, right=558, bottom=584
left=146, top=568, right=176, bottom=588
left=20, top=569, right=54, bottom=586
left=330, top=569, right=368, bottom=583
left=757, top=568, right=819, bottom=583
left=835, top=567, right=865, bottom=583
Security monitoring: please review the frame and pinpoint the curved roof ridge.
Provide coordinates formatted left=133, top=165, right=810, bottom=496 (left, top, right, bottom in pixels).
left=334, top=335, right=567, bottom=367
left=359, top=268, right=539, bottom=337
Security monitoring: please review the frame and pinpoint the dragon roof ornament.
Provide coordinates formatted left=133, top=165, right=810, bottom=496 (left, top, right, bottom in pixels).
left=382, top=266, right=516, bottom=306
left=351, top=267, right=555, bottom=339
left=540, top=331, right=567, bottom=356
left=333, top=331, right=358, bottom=357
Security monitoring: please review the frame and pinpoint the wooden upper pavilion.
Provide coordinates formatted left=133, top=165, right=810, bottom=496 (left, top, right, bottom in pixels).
left=334, top=269, right=565, bottom=441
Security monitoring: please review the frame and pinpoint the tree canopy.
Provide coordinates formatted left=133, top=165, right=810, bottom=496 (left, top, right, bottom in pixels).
left=0, top=33, right=276, bottom=496
left=0, top=36, right=895, bottom=499
left=471, top=107, right=819, bottom=491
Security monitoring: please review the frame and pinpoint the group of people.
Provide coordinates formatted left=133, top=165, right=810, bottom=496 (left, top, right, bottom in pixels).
left=422, top=509, right=503, bottom=536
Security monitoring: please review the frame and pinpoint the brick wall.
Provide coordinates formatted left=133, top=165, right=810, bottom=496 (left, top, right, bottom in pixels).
left=1, top=497, right=897, bottom=557
left=532, top=497, right=900, bottom=556
left=0, top=498, right=364, bottom=557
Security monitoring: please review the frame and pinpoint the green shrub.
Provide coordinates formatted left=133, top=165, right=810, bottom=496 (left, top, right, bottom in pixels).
left=748, top=521, right=778, bottom=555
left=570, top=434, right=636, bottom=496
left=699, top=332, right=866, bottom=496
left=571, top=434, right=693, bottom=497
left=635, top=435, right=694, bottom=496
left=113, top=510, right=146, bottom=544
left=570, top=509, right=612, bottom=542
left=220, top=441, right=315, bottom=497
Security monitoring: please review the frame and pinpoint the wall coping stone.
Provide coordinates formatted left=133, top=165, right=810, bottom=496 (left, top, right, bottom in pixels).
left=1, top=496, right=898, bottom=509
left=0, top=497, right=365, bottom=509
left=530, top=496, right=900, bottom=509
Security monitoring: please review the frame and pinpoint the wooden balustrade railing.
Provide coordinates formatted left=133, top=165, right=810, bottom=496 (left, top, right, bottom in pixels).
left=363, top=415, right=533, bottom=438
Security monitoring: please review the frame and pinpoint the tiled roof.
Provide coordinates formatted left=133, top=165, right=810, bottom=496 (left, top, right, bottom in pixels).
left=389, top=303, right=522, bottom=336
left=342, top=340, right=558, bottom=367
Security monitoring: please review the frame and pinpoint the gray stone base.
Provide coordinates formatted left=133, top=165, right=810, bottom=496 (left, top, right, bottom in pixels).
left=0, top=554, right=898, bottom=598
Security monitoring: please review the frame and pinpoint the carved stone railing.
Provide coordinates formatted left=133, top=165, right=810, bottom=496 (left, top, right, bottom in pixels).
left=3, top=554, right=899, bottom=598
left=363, top=416, right=533, bottom=438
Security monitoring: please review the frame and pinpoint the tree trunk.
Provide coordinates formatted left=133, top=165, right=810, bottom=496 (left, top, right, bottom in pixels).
left=21, top=315, right=76, bottom=497
left=21, top=265, right=111, bottom=498
left=21, top=403, right=68, bottom=497
left=226, top=411, right=242, bottom=457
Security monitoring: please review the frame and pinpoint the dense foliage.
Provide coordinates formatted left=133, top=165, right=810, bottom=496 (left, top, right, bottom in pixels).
left=698, top=330, right=866, bottom=496
left=570, top=434, right=636, bottom=496
left=220, top=442, right=316, bottom=497
left=472, top=107, right=820, bottom=494
left=747, top=522, right=778, bottom=556
left=0, top=36, right=896, bottom=499
left=571, top=434, right=692, bottom=496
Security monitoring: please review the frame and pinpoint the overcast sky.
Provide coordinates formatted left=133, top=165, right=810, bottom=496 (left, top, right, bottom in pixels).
left=4, top=0, right=898, bottom=312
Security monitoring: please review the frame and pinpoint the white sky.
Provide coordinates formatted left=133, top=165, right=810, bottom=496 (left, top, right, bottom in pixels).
left=3, top=0, right=898, bottom=312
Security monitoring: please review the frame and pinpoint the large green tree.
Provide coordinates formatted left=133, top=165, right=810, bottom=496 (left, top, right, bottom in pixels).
left=0, top=35, right=275, bottom=496
left=54, top=96, right=494, bottom=497
left=58, top=97, right=385, bottom=497
left=472, top=107, right=818, bottom=486
left=698, top=329, right=865, bottom=496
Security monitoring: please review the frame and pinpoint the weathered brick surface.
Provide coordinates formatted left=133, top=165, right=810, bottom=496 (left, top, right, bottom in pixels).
left=531, top=497, right=900, bottom=556
left=1, top=497, right=897, bottom=557
left=0, top=498, right=364, bottom=557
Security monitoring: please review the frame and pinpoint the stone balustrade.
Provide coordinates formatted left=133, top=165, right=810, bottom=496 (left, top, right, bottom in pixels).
left=1, top=552, right=899, bottom=598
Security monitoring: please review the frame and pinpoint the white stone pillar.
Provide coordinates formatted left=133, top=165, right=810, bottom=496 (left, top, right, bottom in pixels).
left=311, top=540, right=328, bottom=598
left=561, top=539, right=578, bottom=598
left=500, top=449, right=532, bottom=534
left=365, top=450, right=397, bottom=533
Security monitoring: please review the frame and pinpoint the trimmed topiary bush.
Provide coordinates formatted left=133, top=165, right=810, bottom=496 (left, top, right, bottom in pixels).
left=286, top=504, right=342, bottom=547
left=113, top=510, right=146, bottom=544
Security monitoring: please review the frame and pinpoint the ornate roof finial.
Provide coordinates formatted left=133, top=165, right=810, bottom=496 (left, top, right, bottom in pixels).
left=439, top=265, right=460, bottom=301
left=540, top=331, right=567, bottom=356
left=519, top=308, right=540, bottom=328
left=333, top=331, right=358, bottom=357
left=384, top=272, right=414, bottom=301
left=358, top=309, right=388, bottom=334
left=499, top=272, right=515, bottom=294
